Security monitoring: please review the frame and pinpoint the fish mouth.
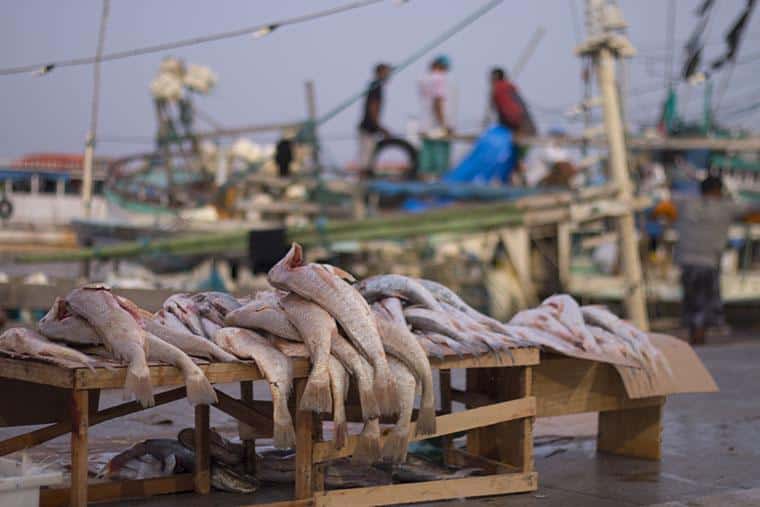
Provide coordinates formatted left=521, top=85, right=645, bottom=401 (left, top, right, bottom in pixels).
left=286, top=243, right=304, bottom=269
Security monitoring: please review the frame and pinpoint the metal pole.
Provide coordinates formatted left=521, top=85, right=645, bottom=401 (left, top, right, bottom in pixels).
left=83, top=0, right=110, bottom=217
left=595, top=46, right=649, bottom=330
left=305, top=80, right=320, bottom=169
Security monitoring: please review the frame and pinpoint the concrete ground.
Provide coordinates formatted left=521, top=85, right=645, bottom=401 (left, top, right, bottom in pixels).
left=2, top=335, right=759, bottom=506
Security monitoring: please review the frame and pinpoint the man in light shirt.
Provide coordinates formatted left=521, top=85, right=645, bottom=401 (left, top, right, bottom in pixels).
left=418, top=55, right=453, bottom=178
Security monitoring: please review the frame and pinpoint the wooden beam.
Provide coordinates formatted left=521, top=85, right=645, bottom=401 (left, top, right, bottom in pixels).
left=429, top=348, right=539, bottom=370
left=194, top=405, right=211, bottom=494
left=213, top=389, right=273, bottom=436
left=240, top=380, right=257, bottom=475
left=597, top=402, right=664, bottom=460
left=0, top=358, right=74, bottom=388
left=313, top=472, right=538, bottom=506
left=70, top=390, right=88, bottom=507
left=40, top=474, right=195, bottom=507
left=313, top=397, right=535, bottom=463
left=295, top=379, right=316, bottom=499
left=0, top=387, right=186, bottom=457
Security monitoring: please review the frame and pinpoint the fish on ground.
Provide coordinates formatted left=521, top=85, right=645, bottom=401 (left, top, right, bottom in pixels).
left=356, top=274, right=442, bottom=311
left=328, top=357, right=349, bottom=449
left=373, top=300, right=436, bottom=435
left=177, top=427, right=244, bottom=467
left=214, top=327, right=295, bottom=449
left=144, top=333, right=217, bottom=406
left=224, top=292, right=301, bottom=342
left=280, top=293, right=334, bottom=413
left=381, top=357, right=418, bottom=464
left=352, top=417, right=382, bottom=466
left=268, top=243, right=396, bottom=416
left=102, top=439, right=195, bottom=479
left=0, top=327, right=98, bottom=370
left=66, top=286, right=154, bottom=407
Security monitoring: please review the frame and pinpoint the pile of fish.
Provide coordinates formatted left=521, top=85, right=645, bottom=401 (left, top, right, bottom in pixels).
left=0, top=241, right=669, bottom=467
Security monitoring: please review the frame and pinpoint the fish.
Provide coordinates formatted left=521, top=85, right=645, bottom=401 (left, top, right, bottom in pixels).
left=279, top=293, right=333, bottom=413
left=541, top=295, right=599, bottom=352
left=211, top=464, right=258, bottom=494
left=380, top=454, right=483, bottom=483
left=500, top=324, right=576, bottom=354
left=255, top=448, right=296, bottom=483
left=224, top=293, right=301, bottom=342
left=510, top=307, right=584, bottom=349
left=38, top=297, right=101, bottom=345
left=145, top=333, right=217, bottom=406
left=419, top=331, right=473, bottom=357
left=66, top=287, right=154, bottom=407
left=352, top=418, right=382, bottom=466
left=328, top=357, right=349, bottom=449
left=416, top=278, right=507, bottom=334
left=0, top=327, right=98, bottom=370
left=587, top=325, right=637, bottom=361
left=214, top=327, right=295, bottom=449
left=201, top=317, right=222, bottom=339
left=440, top=302, right=520, bottom=352
left=381, top=357, right=418, bottom=464
left=403, top=307, right=490, bottom=355
left=325, top=459, right=391, bottom=489
left=102, top=439, right=195, bottom=479
left=143, top=315, right=238, bottom=362
left=268, top=244, right=396, bottom=416
left=192, top=292, right=242, bottom=325
left=356, top=274, right=442, bottom=311
left=164, top=294, right=207, bottom=338
left=177, top=427, right=245, bottom=467
left=155, top=308, right=194, bottom=335
left=373, top=302, right=436, bottom=435
left=413, top=333, right=447, bottom=359
left=330, top=333, right=380, bottom=421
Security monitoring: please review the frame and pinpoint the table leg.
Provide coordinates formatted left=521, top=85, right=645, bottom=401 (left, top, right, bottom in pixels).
left=439, top=369, right=452, bottom=462
left=194, top=404, right=211, bottom=494
left=597, top=400, right=664, bottom=460
left=294, top=379, right=316, bottom=499
left=240, top=380, right=257, bottom=475
left=70, top=389, right=89, bottom=507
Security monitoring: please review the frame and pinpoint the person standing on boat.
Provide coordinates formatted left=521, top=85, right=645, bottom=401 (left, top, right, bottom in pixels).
left=653, top=175, right=758, bottom=345
left=357, top=63, right=392, bottom=175
left=418, top=55, right=454, bottom=178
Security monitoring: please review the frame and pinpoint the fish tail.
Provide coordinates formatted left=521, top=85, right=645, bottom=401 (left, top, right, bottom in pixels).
left=272, top=387, right=296, bottom=449
left=351, top=421, right=381, bottom=465
left=358, top=383, right=381, bottom=421
left=372, top=363, right=398, bottom=417
left=381, top=428, right=410, bottom=464
left=125, top=358, right=154, bottom=408
left=185, top=371, right=218, bottom=406
left=415, top=404, right=437, bottom=436
left=299, top=368, right=333, bottom=414
left=333, top=421, right=347, bottom=450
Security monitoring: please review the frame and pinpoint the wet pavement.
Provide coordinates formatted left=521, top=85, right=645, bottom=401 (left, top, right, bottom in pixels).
left=2, top=337, right=759, bottom=506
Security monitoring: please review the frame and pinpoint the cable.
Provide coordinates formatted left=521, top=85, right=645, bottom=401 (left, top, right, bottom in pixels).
left=0, top=0, right=386, bottom=76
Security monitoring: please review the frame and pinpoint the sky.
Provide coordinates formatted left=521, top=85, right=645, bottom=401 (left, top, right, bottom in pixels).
left=0, top=0, right=758, bottom=165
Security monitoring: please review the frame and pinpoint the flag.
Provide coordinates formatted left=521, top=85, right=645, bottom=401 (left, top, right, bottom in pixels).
left=681, top=0, right=715, bottom=80
left=711, top=0, right=757, bottom=70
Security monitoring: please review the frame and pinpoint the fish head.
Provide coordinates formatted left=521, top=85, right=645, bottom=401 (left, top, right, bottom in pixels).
left=267, top=243, right=304, bottom=287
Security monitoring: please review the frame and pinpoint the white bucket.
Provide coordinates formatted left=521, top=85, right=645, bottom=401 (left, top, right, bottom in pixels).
left=0, top=457, right=63, bottom=507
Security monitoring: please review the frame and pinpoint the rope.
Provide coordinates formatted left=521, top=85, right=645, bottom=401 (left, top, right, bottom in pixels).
left=0, top=0, right=386, bottom=76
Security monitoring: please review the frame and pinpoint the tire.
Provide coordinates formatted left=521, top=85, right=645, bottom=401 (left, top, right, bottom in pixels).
left=369, top=137, right=418, bottom=180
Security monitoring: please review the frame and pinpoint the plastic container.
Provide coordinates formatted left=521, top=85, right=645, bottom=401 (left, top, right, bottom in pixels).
left=0, top=457, right=63, bottom=507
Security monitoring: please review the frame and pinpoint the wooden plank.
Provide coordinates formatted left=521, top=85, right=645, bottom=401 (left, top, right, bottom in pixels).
left=40, top=474, right=195, bottom=507
left=439, top=369, right=452, bottom=458
left=0, top=357, right=74, bottom=387
left=240, top=380, right=257, bottom=475
left=295, top=379, right=316, bottom=499
left=238, top=500, right=312, bottom=507
left=70, top=390, right=88, bottom=507
left=213, top=389, right=273, bottom=436
left=598, top=402, right=664, bottom=460
left=194, top=404, right=211, bottom=494
left=313, top=397, right=535, bottom=463
left=430, top=348, right=539, bottom=370
left=444, top=447, right=518, bottom=474
left=313, top=472, right=538, bottom=506
left=0, top=380, right=98, bottom=426
left=534, top=357, right=663, bottom=417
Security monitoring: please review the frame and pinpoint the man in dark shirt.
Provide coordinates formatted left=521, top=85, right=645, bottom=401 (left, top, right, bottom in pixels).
left=358, top=63, right=391, bottom=174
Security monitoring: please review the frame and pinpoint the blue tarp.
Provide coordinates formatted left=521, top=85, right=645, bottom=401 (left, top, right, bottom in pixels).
left=444, top=125, right=517, bottom=184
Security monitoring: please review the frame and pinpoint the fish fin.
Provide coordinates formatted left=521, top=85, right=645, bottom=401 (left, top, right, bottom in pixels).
left=381, top=429, right=410, bottom=464
left=324, top=265, right=357, bottom=283
left=272, top=388, right=296, bottom=449
left=185, top=372, right=218, bottom=406
left=358, top=384, right=381, bottom=421
left=334, top=421, right=347, bottom=450
left=415, top=405, right=437, bottom=436
left=351, top=425, right=381, bottom=465
left=373, top=364, right=398, bottom=417
left=124, top=361, right=155, bottom=408
left=299, top=369, right=333, bottom=414
left=287, top=243, right=304, bottom=268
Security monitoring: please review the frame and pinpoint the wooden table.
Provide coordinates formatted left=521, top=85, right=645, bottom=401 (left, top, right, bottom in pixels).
left=0, top=346, right=540, bottom=507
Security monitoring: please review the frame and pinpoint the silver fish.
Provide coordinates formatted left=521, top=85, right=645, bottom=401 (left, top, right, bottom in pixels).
left=38, top=297, right=101, bottom=345
left=541, top=295, right=599, bottom=352
left=164, top=294, right=207, bottom=338
left=373, top=302, right=436, bottom=436
left=268, top=244, right=396, bottom=416
left=280, top=293, right=333, bottom=414
left=145, top=333, right=217, bottom=406
left=330, top=333, right=380, bottom=421
left=177, top=427, right=244, bottom=467
left=356, top=275, right=442, bottom=311
left=381, top=357, right=418, bottom=464
left=0, top=327, right=97, bottom=370
left=102, top=439, right=195, bottom=479
left=214, top=327, right=295, bottom=449
left=224, top=292, right=301, bottom=342
left=211, top=464, right=258, bottom=494
left=143, top=315, right=238, bottom=362
left=416, top=278, right=507, bottom=333
left=403, top=307, right=490, bottom=355
left=66, top=287, right=154, bottom=407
